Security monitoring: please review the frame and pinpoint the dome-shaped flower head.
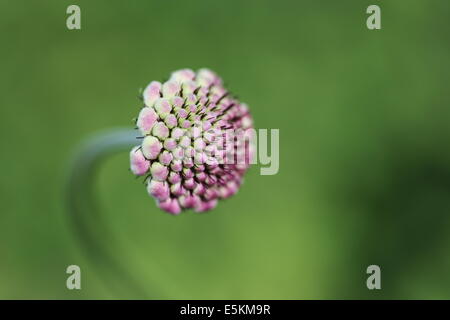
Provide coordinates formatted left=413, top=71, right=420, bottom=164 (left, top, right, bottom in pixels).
left=130, top=68, right=254, bottom=215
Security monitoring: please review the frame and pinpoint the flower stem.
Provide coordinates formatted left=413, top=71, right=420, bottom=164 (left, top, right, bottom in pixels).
left=66, top=128, right=150, bottom=297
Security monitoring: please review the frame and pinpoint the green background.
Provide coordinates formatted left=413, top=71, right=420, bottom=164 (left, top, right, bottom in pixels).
left=1, top=0, right=450, bottom=299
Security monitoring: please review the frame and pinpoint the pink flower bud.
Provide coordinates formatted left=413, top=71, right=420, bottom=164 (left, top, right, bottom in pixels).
left=158, top=150, right=173, bottom=166
left=158, top=198, right=181, bottom=215
left=130, top=146, right=150, bottom=176
left=163, top=138, right=177, bottom=151
left=170, top=69, right=196, bottom=83
left=143, top=81, right=162, bottom=107
left=136, top=107, right=158, bottom=135
left=164, top=114, right=178, bottom=128
left=154, top=98, right=172, bottom=119
left=152, top=121, right=169, bottom=140
left=130, top=68, right=253, bottom=214
left=142, top=136, right=162, bottom=160
left=147, top=180, right=170, bottom=201
left=194, top=199, right=218, bottom=212
left=150, top=162, right=168, bottom=181
left=162, top=80, right=180, bottom=98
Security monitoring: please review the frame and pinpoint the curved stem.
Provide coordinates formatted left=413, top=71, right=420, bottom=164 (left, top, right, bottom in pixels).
left=65, top=128, right=150, bottom=298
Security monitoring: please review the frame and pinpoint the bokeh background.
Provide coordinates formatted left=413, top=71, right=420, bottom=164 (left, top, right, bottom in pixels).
left=1, top=0, right=450, bottom=299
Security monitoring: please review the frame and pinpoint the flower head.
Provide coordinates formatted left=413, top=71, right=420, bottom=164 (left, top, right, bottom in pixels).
left=130, top=68, right=253, bottom=214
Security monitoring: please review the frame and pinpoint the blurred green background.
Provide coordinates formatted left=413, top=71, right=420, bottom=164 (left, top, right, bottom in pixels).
left=1, top=0, right=450, bottom=299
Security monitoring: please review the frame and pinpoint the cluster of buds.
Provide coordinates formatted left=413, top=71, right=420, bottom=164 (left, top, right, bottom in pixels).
left=130, top=68, right=253, bottom=214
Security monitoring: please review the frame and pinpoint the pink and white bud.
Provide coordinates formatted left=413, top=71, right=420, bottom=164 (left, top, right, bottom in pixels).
left=158, top=198, right=181, bottom=215
left=150, top=162, right=169, bottom=181
left=171, top=127, right=185, bottom=140
left=170, top=159, right=183, bottom=172
left=179, top=135, right=191, bottom=148
left=130, top=146, right=150, bottom=176
left=154, top=98, right=172, bottom=119
left=168, top=171, right=182, bottom=184
left=152, top=121, right=169, bottom=140
left=163, top=138, right=177, bottom=151
left=194, top=199, right=218, bottom=212
left=147, top=180, right=170, bottom=201
left=136, top=107, right=158, bottom=135
left=131, top=68, right=253, bottom=214
left=164, top=114, right=178, bottom=129
left=170, top=182, right=183, bottom=196
left=170, top=69, right=196, bottom=83
left=171, top=147, right=184, bottom=160
left=179, top=194, right=200, bottom=209
left=171, top=96, right=184, bottom=108
left=159, top=150, right=173, bottom=166
left=143, top=81, right=162, bottom=107
left=162, top=80, right=180, bottom=98
left=181, top=81, right=197, bottom=95
left=142, top=136, right=162, bottom=160
left=184, top=178, right=196, bottom=190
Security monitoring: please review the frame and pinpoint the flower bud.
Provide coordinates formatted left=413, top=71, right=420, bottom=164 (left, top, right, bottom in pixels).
left=130, top=68, right=253, bottom=214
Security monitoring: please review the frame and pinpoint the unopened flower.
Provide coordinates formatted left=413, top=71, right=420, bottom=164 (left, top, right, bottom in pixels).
left=130, top=68, right=253, bottom=214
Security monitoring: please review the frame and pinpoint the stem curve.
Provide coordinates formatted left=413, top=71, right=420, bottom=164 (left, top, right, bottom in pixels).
left=65, top=128, right=150, bottom=298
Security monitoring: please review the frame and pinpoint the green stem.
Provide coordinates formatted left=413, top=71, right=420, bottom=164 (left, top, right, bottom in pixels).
left=66, top=128, right=149, bottom=298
